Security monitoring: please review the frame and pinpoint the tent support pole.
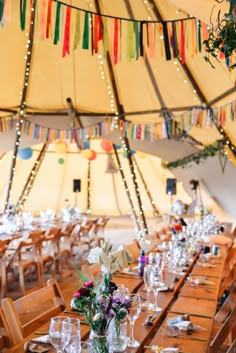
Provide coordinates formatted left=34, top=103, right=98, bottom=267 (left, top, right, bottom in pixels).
left=93, top=0, right=148, bottom=238
left=132, top=155, right=161, bottom=217
left=87, top=161, right=91, bottom=213
left=3, top=0, right=37, bottom=212
left=113, top=145, right=141, bottom=235
left=122, top=136, right=149, bottom=238
left=15, top=142, right=48, bottom=211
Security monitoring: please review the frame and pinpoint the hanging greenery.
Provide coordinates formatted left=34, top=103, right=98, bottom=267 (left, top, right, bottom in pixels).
left=162, top=142, right=221, bottom=169
left=203, top=0, right=236, bottom=70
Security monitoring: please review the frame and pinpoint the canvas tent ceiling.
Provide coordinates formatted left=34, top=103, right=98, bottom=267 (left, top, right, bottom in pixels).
left=0, top=0, right=235, bottom=222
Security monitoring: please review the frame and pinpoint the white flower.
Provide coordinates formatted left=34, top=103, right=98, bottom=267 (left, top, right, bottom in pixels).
left=93, top=312, right=102, bottom=321
left=87, top=247, right=104, bottom=264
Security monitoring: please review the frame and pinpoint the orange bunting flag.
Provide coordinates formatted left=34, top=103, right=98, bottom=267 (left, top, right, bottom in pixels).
left=46, top=0, right=53, bottom=39
left=93, top=14, right=99, bottom=53
left=180, top=20, right=185, bottom=64
left=148, top=22, right=155, bottom=59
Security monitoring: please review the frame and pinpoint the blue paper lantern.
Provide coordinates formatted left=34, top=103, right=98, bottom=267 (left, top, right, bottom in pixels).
left=82, top=141, right=90, bottom=150
left=18, top=147, right=33, bottom=160
left=114, top=144, right=122, bottom=150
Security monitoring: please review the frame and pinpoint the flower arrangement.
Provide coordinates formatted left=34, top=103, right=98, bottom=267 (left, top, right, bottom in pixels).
left=203, top=0, right=236, bottom=70
left=71, top=242, right=131, bottom=353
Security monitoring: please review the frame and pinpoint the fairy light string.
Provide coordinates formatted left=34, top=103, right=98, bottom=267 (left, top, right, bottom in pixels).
left=3, top=0, right=36, bottom=212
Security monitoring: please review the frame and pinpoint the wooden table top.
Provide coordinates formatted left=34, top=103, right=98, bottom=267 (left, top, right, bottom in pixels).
left=145, top=312, right=214, bottom=353
left=169, top=296, right=218, bottom=318
left=179, top=275, right=221, bottom=301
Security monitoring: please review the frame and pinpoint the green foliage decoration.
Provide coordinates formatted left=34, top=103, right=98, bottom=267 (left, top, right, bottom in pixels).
left=162, top=142, right=220, bottom=169
left=203, top=0, right=236, bottom=69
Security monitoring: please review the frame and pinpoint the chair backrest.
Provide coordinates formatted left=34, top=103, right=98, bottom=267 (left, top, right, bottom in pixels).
left=81, top=263, right=101, bottom=281
left=124, top=240, right=141, bottom=262
left=1, top=278, right=66, bottom=344
left=210, top=295, right=236, bottom=353
left=0, top=307, right=12, bottom=349
left=0, top=239, right=11, bottom=299
left=226, top=337, right=236, bottom=353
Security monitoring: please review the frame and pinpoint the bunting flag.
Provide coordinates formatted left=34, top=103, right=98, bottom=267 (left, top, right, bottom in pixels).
left=1, top=99, right=236, bottom=144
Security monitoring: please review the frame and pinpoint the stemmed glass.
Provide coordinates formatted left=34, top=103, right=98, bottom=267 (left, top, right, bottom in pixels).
left=48, top=316, right=68, bottom=353
left=62, top=318, right=81, bottom=353
left=143, top=265, right=153, bottom=309
left=149, top=265, right=165, bottom=312
left=126, top=293, right=142, bottom=348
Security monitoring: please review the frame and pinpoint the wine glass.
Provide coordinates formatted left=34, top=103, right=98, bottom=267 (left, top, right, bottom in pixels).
left=62, top=318, right=81, bottom=353
left=48, top=316, right=68, bottom=353
left=126, top=293, right=142, bottom=348
left=143, top=265, right=153, bottom=309
left=149, top=266, right=164, bottom=312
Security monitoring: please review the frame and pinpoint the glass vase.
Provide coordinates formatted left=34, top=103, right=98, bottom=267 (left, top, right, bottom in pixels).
left=90, top=330, right=112, bottom=353
left=113, top=320, right=127, bottom=353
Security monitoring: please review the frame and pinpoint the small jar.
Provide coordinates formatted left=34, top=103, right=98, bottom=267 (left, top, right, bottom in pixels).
left=113, top=320, right=127, bottom=352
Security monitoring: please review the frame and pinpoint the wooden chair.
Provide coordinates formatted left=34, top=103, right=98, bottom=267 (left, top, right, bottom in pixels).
left=124, top=239, right=141, bottom=262
left=0, top=238, right=11, bottom=299
left=210, top=288, right=236, bottom=353
left=81, top=263, right=101, bottom=281
left=56, top=225, right=74, bottom=280
left=0, top=307, right=12, bottom=349
left=93, top=217, right=110, bottom=247
left=40, top=228, right=59, bottom=284
left=71, top=221, right=93, bottom=259
left=11, top=230, right=44, bottom=296
left=1, top=278, right=66, bottom=345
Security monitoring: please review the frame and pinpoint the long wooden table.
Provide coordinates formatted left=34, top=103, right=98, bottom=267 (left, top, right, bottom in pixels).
left=5, top=245, right=229, bottom=353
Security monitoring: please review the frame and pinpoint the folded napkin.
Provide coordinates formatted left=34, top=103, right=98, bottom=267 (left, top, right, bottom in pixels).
left=197, top=261, right=215, bottom=268
left=167, top=316, right=206, bottom=332
left=24, top=336, right=50, bottom=353
left=188, top=276, right=214, bottom=285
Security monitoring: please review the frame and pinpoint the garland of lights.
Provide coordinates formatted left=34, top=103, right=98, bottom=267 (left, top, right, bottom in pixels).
left=113, top=145, right=142, bottom=235
left=16, top=143, right=48, bottom=211
left=132, top=155, right=161, bottom=217
left=3, top=0, right=36, bottom=212
left=87, top=160, right=91, bottom=214
left=120, top=136, right=149, bottom=239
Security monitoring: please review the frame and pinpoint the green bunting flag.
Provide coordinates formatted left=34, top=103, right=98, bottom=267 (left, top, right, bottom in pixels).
left=53, top=2, right=61, bottom=44
left=20, top=0, right=27, bottom=31
left=82, top=11, right=89, bottom=49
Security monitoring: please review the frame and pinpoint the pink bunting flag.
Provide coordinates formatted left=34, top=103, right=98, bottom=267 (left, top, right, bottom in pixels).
left=39, top=0, right=47, bottom=40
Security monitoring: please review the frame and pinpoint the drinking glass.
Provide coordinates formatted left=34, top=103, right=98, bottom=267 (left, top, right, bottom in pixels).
left=126, top=293, right=142, bottom=348
left=149, top=266, right=164, bottom=312
left=48, top=316, right=68, bottom=353
left=80, top=341, right=93, bottom=353
left=143, top=265, right=153, bottom=309
left=62, top=318, right=81, bottom=353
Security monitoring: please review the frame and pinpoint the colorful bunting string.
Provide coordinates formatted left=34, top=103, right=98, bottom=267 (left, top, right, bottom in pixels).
left=1, top=98, right=236, bottom=143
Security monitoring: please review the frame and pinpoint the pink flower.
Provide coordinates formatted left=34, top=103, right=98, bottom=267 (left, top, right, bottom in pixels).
left=73, top=292, right=81, bottom=298
left=84, top=281, right=94, bottom=287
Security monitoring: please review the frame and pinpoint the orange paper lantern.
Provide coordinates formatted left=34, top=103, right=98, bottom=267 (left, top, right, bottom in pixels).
left=88, top=150, right=97, bottom=161
left=54, top=141, right=67, bottom=154
left=101, top=139, right=113, bottom=152
left=81, top=149, right=93, bottom=159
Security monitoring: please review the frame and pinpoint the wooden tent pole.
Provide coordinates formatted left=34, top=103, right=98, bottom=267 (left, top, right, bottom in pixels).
left=132, top=155, right=161, bottom=217
left=15, top=142, right=48, bottom=211
left=113, top=146, right=141, bottom=234
left=87, top=161, right=91, bottom=213
left=3, top=0, right=37, bottom=212
left=122, top=136, right=149, bottom=238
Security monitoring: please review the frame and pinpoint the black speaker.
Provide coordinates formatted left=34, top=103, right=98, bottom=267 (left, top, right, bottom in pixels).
left=166, top=178, right=176, bottom=195
left=73, top=179, right=81, bottom=192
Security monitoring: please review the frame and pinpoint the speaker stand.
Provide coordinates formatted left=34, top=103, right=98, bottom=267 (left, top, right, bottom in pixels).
left=74, top=191, right=79, bottom=208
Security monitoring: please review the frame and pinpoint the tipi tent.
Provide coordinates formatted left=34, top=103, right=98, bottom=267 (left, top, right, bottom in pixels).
left=0, top=0, right=235, bottom=224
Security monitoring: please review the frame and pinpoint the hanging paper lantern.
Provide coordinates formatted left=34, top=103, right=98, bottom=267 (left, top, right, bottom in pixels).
left=18, top=147, right=33, bottom=160
left=58, top=158, right=64, bottom=164
left=81, top=149, right=93, bottom=159
left=54, top=141, right=67, bottom=154
left=114, top=144, right=122, bottom=150
left=101, top=139, right=113, bottom=152
left=88, top=150, right=97, bottom=161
